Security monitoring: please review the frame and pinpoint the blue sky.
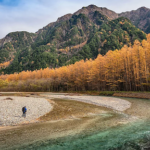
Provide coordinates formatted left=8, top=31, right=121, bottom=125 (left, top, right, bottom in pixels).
left=0, top=0, right=150, bottom=38
left=0, top=0, right=19, bottom=6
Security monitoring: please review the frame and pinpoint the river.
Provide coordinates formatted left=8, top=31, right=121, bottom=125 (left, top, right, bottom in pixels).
left=0, top=95, right=150, bottom=150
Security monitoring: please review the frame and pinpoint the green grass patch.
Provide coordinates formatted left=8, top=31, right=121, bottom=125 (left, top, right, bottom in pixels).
left=99, top=91, right=115, bottom=96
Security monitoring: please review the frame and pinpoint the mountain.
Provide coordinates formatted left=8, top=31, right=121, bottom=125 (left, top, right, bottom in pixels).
left=0, top=32, right=36, bottom=62
left=0, top=5, right=147, bottom=74
left=119, top=7, right=150, bottom=33
left=74, top=5, right=118, bottom=19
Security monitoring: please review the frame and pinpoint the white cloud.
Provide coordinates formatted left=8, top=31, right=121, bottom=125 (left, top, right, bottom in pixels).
left=0, top=0, right=150, bottom=39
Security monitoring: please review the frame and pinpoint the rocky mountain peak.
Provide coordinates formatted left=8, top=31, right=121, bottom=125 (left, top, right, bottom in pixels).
left=57, top=14, right=72, bottom=22
left=119, top=6, right=150, bottom=33
left=136, top=7, right=150, bottom=16
left=119, top=7, right=150, bottom=19
left=82, top=4, right=99, bottom=11
left=36, top=4, right=118, bottom=35
left=74, top=4, right=118, bottom=20
left=137, top=6, right=149, bottom=12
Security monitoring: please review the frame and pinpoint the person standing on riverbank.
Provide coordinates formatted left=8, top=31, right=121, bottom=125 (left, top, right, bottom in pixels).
left=22, top=106, right=27, bottom=118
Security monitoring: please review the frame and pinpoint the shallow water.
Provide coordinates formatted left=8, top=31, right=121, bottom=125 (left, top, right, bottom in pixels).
left=1, top=96, right=150, bottom=150
left=21, top=120, right=150, bottom=150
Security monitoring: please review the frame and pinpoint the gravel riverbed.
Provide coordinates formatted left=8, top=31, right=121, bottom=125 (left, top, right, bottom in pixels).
left=0, top=96, right=52, bottom=126
left=0, top=93, right=131, bottom=126
left=42, top=94, right=131, bottom=112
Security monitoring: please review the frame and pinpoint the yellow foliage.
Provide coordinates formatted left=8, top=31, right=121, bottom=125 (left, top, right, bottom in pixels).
left=0, top=59, right=13, bottom=69
left=1, top=34, right=150, bottom=91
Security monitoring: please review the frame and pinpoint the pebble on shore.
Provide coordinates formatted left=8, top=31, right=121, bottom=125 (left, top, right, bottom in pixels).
left=0, top=96, right=52, bottom=126
left=42, top=94, right=131, bottom=112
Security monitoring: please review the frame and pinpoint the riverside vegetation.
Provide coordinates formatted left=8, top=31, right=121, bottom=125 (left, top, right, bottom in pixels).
left=0, top=35, right=150, bottom=92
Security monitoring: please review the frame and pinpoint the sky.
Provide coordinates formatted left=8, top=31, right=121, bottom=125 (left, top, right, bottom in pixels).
left=0, top=0, right=150, bottom=39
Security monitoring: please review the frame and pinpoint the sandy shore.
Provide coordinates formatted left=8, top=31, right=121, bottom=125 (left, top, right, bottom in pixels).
left=0, top=96, right=52, bottom=126
left=41, top=93, right=131, bottom=111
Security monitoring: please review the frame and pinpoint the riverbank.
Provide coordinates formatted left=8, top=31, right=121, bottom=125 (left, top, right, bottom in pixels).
left=0, top=91, right=150, bottom=99
left=0, top=96, right=52, bottom=126
left=1, top=95, right=150, bottom=150
left=59, top=91, right=150, bottom=99
left=41, top=93, right=131, bottom=112
left=113, top=92, right=150, bottom=99
left=0, top=92, right=131, bottom=128
left=1, top=93, right=150, bottom=150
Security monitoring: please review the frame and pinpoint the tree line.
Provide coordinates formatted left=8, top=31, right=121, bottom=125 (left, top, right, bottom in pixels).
left=0, top=35, right=150, bottom=92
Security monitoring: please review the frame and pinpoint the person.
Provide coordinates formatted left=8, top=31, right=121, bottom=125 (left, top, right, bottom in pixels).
left=22, top=106, right=27, bottom=118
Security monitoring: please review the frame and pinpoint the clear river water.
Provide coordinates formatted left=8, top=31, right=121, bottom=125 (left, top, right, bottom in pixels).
left=1, top=97, right=150, bottom=150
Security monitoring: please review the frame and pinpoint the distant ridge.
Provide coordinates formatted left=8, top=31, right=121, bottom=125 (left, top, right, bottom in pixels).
left=119, top=6, right=150, bottom=33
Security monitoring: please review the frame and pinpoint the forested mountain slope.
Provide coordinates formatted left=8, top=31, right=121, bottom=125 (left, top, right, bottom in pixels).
left=0, top=5, right=147, bottom=74
left=1, top=35, right=150, bottom=92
